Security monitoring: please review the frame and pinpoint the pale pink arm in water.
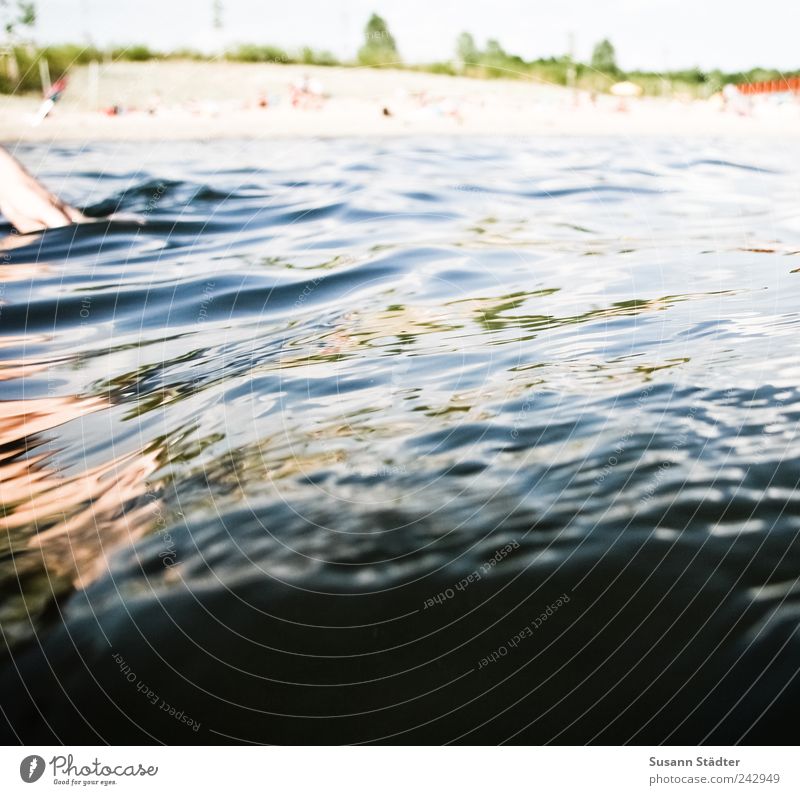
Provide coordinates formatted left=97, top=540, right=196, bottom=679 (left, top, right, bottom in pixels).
left=0, top=147, right=86, bottom=233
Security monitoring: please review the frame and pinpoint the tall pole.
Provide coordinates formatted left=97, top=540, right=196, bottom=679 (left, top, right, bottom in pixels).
left=212, top=0, right=224, bottom=58
left=567, top=31, right=577, bottom=106
left=88, top=58, right=99, bottom=111
left=661, top=47, right=671, bottom=98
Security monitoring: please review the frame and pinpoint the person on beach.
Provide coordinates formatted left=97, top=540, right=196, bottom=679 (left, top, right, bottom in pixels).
left=33, top=76, right=69, bottom=126
left=0, top=146, right=85, bottom=234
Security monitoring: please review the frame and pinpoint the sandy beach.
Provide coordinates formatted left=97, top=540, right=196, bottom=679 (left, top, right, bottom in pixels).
left=2, top=60, right=800, bottom=142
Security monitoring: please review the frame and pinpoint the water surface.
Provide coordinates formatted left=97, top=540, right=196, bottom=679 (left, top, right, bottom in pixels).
left=2, top=137, right=800, bottom=743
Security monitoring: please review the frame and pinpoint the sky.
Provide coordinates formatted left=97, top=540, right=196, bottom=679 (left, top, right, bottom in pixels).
left=27, top=0, right=800, bottom=72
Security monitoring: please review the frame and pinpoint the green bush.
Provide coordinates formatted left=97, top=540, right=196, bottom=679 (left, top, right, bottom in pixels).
left=300, top=47, right=338, bottom=66
left=42, top=43, right=103, bottom=65
left=0, top=42, right=164, bottom=94
left=167, top=48, right=208, bottom=61
left=109, top=44, right=159, bottom=61
left=226, top=44, right=292, bottom=64
left=0, top=43, right=110, bottom=94
left=420, top=61, right=457, bottom=76
left=0, top=46, right=48, bottom=93
left=357, top=13, right=400, bottom=67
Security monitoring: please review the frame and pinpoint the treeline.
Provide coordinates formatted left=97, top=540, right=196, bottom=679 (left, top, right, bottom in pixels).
left=2, top=11, right=798, bottom=97
left=431, top=31, right=800, bottom=96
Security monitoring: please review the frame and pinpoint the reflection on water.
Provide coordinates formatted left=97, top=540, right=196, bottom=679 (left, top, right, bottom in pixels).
left=0, top=392, right=164, bottom=647
left=2, top=138, right=800, bottom=743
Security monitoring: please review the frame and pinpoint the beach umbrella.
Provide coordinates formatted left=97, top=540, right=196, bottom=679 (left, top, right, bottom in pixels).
left=610, top=81, right=643, bottom=97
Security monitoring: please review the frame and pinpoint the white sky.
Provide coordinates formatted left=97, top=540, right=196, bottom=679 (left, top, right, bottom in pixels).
left=30, top=0, right=799, bottom=72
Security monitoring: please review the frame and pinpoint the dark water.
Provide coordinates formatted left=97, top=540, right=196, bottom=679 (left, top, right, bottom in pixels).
left=2, top=138, right=800, bottom=744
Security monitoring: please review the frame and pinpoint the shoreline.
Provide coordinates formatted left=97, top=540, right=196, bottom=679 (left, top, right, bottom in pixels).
left=2, top=61, right=799, bottom=142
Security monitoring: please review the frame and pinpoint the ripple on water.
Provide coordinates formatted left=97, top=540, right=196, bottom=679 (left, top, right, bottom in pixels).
left=2, top=138, right=800, bottom=743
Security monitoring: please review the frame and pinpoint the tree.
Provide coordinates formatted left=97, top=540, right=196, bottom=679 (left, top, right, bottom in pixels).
left=590, top=38, right=617, bottom=75
left=484, top=39, right=506, bottom=59
left=1, top=0, right=35, bottom=37
left=1, top=1, right=35, bottom=84
left=211, top=0, right=223, bottom=31
left=455, top=32, right=478, bottom=66
left=357, top=13, right=400, bottom=66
